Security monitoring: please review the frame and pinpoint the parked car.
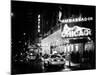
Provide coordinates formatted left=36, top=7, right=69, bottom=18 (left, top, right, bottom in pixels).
left=47, top=54, right=66, bottom=68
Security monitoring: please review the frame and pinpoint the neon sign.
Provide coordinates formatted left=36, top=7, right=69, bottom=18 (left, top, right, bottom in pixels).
left=59, top=17, right=93, bottom=23
left=61, top=24, right=91, bottom=37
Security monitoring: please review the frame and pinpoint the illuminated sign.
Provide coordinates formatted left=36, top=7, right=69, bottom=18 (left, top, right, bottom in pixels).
left=38, top=14, right=40, bottom=33
left=61, top=24, right=91, bottom=37
left=59, top=17, right=93, bottom=23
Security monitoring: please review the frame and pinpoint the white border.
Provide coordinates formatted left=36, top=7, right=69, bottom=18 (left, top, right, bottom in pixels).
left=16, top=0, right=96, bottom=5
left=0, top=0, right=98, bottom=75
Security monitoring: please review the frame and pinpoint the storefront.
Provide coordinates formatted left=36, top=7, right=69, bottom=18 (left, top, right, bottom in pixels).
left=41, top=16, right=94, bottom=55
left=60, top=23, right=93, bottom=54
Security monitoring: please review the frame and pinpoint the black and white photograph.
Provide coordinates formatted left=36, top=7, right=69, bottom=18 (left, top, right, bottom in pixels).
left=11, top=0, right=96, bottom=75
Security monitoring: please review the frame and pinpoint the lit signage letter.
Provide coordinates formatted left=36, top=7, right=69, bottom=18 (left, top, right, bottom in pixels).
left=84, top=17, right=87, bottom=21
left=84, top=29, right=88, bottom=36
left=88, top=30, right=91, bottom=35
left=74, top=31, right=80, bottom=37
left=68, top=31, right=71, bottom=37
left=78, top=18, right=81, bottom=21
left=68, top=19, right=72, bottom=23
left=75, top=18, right=78, bottom=22
left=71, top=31, right=74, bottom=37
left=72, top=19, right=75, bottom=22
left=61, top=32, right=66, bottom=37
